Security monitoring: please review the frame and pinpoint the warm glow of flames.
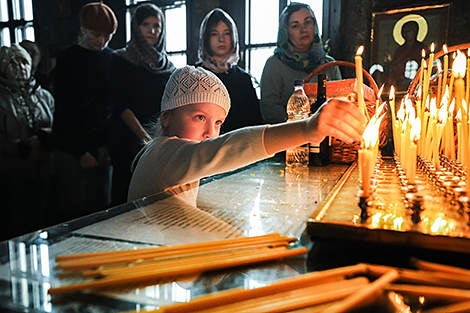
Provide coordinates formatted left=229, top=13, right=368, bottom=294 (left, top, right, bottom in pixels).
left=421, top=49, right=426, bottom=58
left=410, top=117, right=421, bottom=142
left=389, top=85, right=395, bottom=100
left=453, top=50, right=467, bottom=78
left=443, top=44, right=448, bottom=54
left=356, top=45, right=364, bottom=56
left=463, top=99, right=467, bottom=115
left=457, top=108, right=462, bottom=122
left=362, top=114, right=383, bottom=149
left=437, top=62, right=442, bottom=72
left=430, top=42, right=435, bottom=53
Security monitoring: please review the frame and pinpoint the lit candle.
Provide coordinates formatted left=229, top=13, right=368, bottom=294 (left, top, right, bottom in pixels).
left=457, top=109, right=462, bottom=164
left=466, top=49, right=470, bottom=107
left=437, top=63, right=443, bottom=106
left=453, top=51, right=468, bottom=177
left=448, top=53, right=456, bottom=100
left=409, top=118, right=421, bottom=184
left=419, top=49, right=426, bottom=101
left=423, top=43, right=435, bottom=106
left=355, top=46, right=368, bottom=119
left=433, top=107, right=446, bottom=170
left=441, top=45, right=449, bottom=106
left=359, top=116, right=380, bottom=197
left=389, top=86, right=396, bottom=123
left=446, top=100, right=455, bottom=160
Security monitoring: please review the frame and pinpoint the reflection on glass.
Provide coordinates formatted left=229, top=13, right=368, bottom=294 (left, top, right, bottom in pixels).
left=8, top=239, right=52, bottom=311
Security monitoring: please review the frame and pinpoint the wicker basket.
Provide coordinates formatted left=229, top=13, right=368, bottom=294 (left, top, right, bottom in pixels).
left=304, top=61, right=388, bottom=164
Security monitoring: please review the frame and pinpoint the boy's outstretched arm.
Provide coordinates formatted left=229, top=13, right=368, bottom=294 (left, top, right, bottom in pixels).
left=263, top=99, right=367, bottom=156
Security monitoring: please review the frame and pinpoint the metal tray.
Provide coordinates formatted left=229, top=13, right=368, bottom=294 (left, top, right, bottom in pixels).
left=307, top=157, right=470, bottom=254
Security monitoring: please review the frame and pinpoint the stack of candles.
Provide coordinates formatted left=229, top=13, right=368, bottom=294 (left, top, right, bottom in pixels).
left=118, top=258, right=470, bottom=313
left=48, top=233, right=307, bottom=295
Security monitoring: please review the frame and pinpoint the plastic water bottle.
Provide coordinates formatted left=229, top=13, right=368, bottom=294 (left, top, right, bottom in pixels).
left=286, top=79, right=310, bottom=168
left=309, top=73, right=330, bottom=166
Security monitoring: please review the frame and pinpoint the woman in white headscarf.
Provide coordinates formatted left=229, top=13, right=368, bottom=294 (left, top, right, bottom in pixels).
left=197, top=8, right=262, bottom=133
left=0, top=44, right=54, bottom=240
left=109, top=3, right=175, bottom=206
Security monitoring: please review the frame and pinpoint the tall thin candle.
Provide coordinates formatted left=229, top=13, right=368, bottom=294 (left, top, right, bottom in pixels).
left=355, top=46, right=368, bottom=119
left=441, top=45, right=449, bottom=106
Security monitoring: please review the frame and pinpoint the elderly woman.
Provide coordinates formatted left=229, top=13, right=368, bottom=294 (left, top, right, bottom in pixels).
left=53, top=2, right=117, bottom=220
left=260, top=2, right=341, bottom=124
left=109, top=3, right=175, bottom=206
left=0, top=44, right=54, bottom=240
left=197, top=8, right=262, bottom=133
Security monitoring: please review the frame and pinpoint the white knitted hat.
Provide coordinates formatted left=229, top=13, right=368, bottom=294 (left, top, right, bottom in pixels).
left=161, top=65, right=231, bottom=114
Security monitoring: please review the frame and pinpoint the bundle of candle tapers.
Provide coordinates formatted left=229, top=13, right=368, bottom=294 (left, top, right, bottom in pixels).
left=117, top=258, right=470, bottom=313
left=48, top=233, right=306, bottom=296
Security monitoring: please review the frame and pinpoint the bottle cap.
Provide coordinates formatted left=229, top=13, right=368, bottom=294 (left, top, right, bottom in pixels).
left=294, top=79, right=304, bottom=86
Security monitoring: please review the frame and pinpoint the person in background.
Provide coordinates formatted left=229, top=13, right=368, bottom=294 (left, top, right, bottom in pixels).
left=52, top=2, right=117, bottom=222
left=19, top=40, right=52, bottom=92
left=128, top=66, right=366, bottom=204
left=260, top=2, right=341, bottom=124
left=0, top=44, right=54, bottom=240
left=109, top=3, right=175, bottom=207
left=197, top=8, right=262, bottom=133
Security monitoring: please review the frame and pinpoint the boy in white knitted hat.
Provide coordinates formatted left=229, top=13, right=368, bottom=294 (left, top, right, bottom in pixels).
left=128, top=65, right=366, bottom=204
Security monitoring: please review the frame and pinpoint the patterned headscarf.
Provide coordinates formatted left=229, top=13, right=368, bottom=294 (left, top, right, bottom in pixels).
left=274, top=3, right=325, bottom=72
left=114, top=3, right=175, bottom=74
left=197, top=8, right=239, bottom=73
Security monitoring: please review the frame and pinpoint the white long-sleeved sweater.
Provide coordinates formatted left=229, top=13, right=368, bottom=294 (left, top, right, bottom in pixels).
left=128, top=125, right=272, bottom=205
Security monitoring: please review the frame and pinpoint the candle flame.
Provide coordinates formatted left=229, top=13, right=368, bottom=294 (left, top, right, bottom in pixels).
left=457, top=108, right=462, bottom=122
left=448, top=98, right=455, bottom=114
left=421, top=49, right=426, bottom=58
left=362, top=115, right=382, bottom=148
left=437, top=62, right=442, bottom=72
left=430, top=43, right=435, bottom=53
left=453, top=50, right=467, bottom=78
left=443, top=44, right=448, bottom=54
left=378, top=84, right=384, bottom=100
left=463, top=99, right=467, bottom=115
left=375, top=102, right=386, bottom=118
left=397, top=105, right=405, bottom=121
left=438, top=102, right=447, bottom=123
left=410, top=117, right=421, bottom=142
left=441, top=85, right=449, bottom=106
left=389, top=85, right=395, bottom=100
left=356, top=46, right=364, bottom=56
